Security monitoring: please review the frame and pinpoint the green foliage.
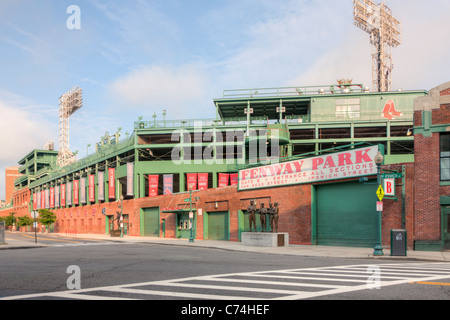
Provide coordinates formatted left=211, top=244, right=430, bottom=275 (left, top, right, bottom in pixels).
left=4, top=212, right=16, bottom=227
left=37, top=209, right=57, bottom=226
left=17, top=215, right=33, bottom=227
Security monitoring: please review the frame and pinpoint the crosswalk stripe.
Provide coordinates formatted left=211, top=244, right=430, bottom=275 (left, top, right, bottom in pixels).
left=3, top=263, right=450, bottom=300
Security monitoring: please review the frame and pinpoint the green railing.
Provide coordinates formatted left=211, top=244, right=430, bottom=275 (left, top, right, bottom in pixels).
left=222, top=84, right=366, bottom=99
left=29, top=135, right=135, bottom=189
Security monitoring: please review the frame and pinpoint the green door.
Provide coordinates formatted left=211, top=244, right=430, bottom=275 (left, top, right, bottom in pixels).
left=443, top=207, right=450, bottom=250
left=141, top=207, right=160, bottom=237
left=316, top=181, right=378, bottom=247
left=177, top=212, right=191, bottom=239
left=207, top=212, right=229, bottom=240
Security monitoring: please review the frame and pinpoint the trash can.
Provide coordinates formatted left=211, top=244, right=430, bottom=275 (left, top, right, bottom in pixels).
left=391, top=229, right=407, bottom=256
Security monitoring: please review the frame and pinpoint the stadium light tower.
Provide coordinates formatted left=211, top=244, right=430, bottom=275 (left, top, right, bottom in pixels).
left=353, top=0, right=401, bottom=92
left=57, top=86, right=83, bottom=167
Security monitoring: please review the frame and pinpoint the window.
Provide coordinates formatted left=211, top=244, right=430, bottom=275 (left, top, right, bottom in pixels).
left=336, top=99, right=361, bottom=119
left=440, top=133, right=450, bottom=181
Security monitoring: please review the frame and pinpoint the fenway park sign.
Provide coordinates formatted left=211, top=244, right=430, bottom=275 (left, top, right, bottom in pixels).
left=238, top=146, right=379, bottom=191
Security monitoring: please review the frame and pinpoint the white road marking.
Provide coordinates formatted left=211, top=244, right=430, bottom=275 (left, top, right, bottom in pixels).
left=2, top=262, right=450, bottom=300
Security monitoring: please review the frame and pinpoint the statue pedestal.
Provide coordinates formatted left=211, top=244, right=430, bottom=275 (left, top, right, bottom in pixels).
left=241, top=232, right=289, bottom=247
left=110, top=229, right=121, bottom=237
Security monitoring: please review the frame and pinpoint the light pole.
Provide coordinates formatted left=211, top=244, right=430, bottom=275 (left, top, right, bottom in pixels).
left=373, top=150, right=384, bottom=256
left=189, top=186, right=194, bottom=243
left=119, top=195, right=124, bottom=238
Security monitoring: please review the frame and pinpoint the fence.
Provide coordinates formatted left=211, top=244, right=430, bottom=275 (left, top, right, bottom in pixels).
left=0, top=221, right=5, bottom=243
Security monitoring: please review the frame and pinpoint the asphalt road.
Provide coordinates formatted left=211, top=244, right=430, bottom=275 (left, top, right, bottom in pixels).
left=1, top=234, right=450, bottom=311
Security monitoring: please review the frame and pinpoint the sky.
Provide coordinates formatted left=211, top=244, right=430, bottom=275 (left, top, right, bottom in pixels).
left=0, top=0, right=449, bottom=201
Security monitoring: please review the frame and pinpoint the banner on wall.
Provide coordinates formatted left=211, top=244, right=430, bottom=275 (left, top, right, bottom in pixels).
left=230, top=174, right=238, bottom=186
left=55, top=186, right=60, bottom=208
left=61, top=184, right=66, bottom=207
left=187, top=173, right=197, bottom=191
left=98, top=172, right=104, bottom=201
left=41, top=190, right=45, bottom=209
left=127, top=163, right=134, bottom=197
left=89, top=175, right=95, bottom=203
left=44, top=189, right=49, bottom=209
left=198, top=173, right=208, bottom=190
left=149, top=175, right=159, bottom=197
left=218, top=173, right=229, bottom=188
left=163, top=174, right=173, bottom=195
left=73, top=180, right=79, bottom=205
left=67, top=182, right=72, bottom=206
left=50, top=187, right=55, bottom=208
left=108, top=168, right=115, bottom=199
left=37, top=191, right=41, bottom=209
left=80, top=178, right=86, bottom=204
left=33, top=192, right=37, bottom=210
left=238, top=145, right=379, bottom=191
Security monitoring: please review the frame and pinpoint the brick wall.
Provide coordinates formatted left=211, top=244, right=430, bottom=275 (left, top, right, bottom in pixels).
left=0, top=168, right=413, bottom=248
left=432, top=104, right=450, bottom=125
left=414, top=132, right=441, bottom=241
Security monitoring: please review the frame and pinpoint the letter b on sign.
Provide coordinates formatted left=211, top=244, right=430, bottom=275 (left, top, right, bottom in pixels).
left=384, top=178, right=395, bottom=196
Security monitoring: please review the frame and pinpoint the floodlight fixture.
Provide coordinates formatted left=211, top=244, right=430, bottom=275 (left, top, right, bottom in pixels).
left=353, top=0, right=401, bottom=92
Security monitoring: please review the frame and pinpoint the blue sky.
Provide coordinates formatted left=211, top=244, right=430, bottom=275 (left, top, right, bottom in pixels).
left=1, top=0, right=449, bottom=200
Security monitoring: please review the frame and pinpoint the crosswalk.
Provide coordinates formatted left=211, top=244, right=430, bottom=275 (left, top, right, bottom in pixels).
left=3, top=262, right=450, bottom=300
left=50, top=241, right=126, bottom=248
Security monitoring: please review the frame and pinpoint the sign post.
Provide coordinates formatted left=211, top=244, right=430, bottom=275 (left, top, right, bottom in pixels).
left=376, top=185, right=385, bottom=201
left=31, top=211, right=39, bottom=244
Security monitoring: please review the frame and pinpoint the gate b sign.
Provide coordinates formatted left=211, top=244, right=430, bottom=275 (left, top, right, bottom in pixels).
left=238, top=145, right=379, bottom=191
left=384, top=178, right=395, bottom=197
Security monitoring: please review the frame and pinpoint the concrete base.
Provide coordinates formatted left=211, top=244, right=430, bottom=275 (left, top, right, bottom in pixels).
left=241, top=232, right=289, bottom=247
left=110, top=230, right=121, bottom=237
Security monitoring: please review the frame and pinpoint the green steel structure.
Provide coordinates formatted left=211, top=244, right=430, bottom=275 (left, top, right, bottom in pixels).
left=14, top=83, right=427, bottom=211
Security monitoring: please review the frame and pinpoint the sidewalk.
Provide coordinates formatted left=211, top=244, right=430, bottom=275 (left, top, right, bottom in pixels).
left=2, top=231, right=450, bottom=262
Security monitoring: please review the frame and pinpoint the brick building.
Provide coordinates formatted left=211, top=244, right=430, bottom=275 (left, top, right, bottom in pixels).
left=5, top=166, right=21, bottom=205
left=3, top=81, right=450, bottom=252
left=413, top=81, right=450, bottom=250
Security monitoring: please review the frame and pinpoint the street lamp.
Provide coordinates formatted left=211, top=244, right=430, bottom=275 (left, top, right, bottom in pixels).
left=119, top=195, right=124, bottom=238
left=189, top=186, right=194, bottom=243
left=374, top=150, right=384, bottom=256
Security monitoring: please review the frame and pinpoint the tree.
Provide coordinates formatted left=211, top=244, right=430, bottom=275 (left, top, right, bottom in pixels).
left=38, top=209, right=57, bottom=231
left=4, top=212, right=16, bottom=227
left=17, top=216, right=33, bottom=230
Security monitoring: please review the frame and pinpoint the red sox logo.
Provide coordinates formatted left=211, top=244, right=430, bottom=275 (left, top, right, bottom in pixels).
left=382, top=100, right=403, bottom=120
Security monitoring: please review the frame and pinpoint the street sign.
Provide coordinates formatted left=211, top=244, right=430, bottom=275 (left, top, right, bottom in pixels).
left=381, top=173, right=402, bottom=179
left=377, top=201, right=383, bottom=212
left=376, top=185, right=385, bottom=201
left=184, top=198, right=191, bottom=203
left=383, top=178, right=395, bottom=196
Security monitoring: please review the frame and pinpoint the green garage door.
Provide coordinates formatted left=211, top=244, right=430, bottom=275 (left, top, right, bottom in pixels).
left=207, top=212, right=229, bottom=241
left=141, top=207, right=160, bottom=237
left=316, top=181, right=378, bottom=247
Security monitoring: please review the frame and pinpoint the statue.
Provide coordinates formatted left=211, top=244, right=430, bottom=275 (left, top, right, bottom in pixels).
left=269, top=202, right=280, bottom=233
left=259, top=203, right=268, bottom=232
left=247, top=200, right=257, bottom=232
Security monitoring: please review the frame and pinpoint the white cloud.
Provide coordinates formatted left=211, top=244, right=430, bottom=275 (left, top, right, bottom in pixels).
left=0, top=93, right=56, bottom=164
left=108, top=64, right=209, bottom=119
left=215, top=0, right=450, bottom=92
left=0, top=91, right=57, bottom=200
left=215, top=0, right=359, bottom=89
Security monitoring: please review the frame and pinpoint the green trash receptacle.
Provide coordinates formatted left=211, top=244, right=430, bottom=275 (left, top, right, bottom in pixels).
left=391, top=229, right=407, bottom=256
